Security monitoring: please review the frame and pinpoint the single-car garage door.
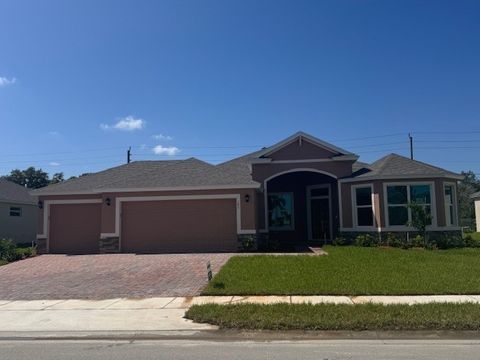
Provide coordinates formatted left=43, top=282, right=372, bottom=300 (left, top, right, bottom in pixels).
left=121, top=199, right=237, bottom=253
left=49, top=203, right=101, bottom=254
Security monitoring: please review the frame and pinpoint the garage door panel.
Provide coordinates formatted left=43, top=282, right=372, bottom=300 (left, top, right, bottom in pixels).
left=122, top=199, right=237, bottom=253
left=49, top=203, right=101, bottom=254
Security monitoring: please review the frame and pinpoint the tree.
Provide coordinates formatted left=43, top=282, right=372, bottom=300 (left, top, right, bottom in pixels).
left=457, top=171, right=480, bottom=228
left=407, top=202, right=432, bottom=245
left=50, top=172, right=65, bottom=184
left=3, top=167, right=50, bottom=189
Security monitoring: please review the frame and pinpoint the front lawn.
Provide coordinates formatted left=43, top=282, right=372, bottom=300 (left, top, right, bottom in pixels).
left=186, top=303, right=480, bottom=330
left=203, top=246, right=480, bottom=295
left=0, top=260, right=7, bottom=267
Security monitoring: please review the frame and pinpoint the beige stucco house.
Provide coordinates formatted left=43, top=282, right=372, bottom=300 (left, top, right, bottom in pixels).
left=32, top=132, right=463, bottom=254
left=0, top=179, right=37, bottom=245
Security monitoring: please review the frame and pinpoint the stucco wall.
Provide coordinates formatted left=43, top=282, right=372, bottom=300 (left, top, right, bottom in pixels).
left=0, top=202, right=37, bottom=244
left=340, top=178, right=460, bottom=231
left=267, top=139, right=338, bottom=161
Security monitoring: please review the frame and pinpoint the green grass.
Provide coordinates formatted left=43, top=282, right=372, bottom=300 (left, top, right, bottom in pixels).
left=203, top=246, right=480, bottom=295
left=0, top=260, right=7, bottom=267
left=186, top=303, right=480, bottom=330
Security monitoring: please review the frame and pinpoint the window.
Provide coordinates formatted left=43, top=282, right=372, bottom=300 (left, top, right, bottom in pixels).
left=268, top=193, right=294, bottom=230
left=9, top=207, right=22, bottom=217
left=353, top=186, right=374, bottom=227
left=444, top=184, right=456, bottom=226
left=386, top=183, right=433, bottom=227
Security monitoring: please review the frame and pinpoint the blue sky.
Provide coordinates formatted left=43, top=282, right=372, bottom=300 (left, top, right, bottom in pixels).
left=1, top=0, right=479, bottom=178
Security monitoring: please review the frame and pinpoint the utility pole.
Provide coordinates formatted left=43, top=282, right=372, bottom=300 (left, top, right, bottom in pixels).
left=127, top=146, right=131, bottom=164
left=409, top=133, right=414, bottom=160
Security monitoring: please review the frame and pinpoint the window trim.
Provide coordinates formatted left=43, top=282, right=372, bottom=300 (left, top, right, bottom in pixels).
left=267, top=192, right=295, bottom=231
left=383, top=181, right=437, bottom=230
left=444, top=182, right=458, bottom=227
left=9, top=206, right=22, bottom=217
left=351, top=184, right=375, bottom=229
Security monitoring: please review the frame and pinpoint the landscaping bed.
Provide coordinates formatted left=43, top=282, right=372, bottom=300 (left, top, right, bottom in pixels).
left=0, top=239, right=36, bottom=265
left=186, top=303, right=480, bottom=330
left=203, top=246, right=480, bottom=295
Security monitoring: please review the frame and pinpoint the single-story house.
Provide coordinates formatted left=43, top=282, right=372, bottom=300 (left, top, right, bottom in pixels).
left=0, top=179, right=37, bottom=245
left=32, top=132, right=463, bottom=254
left=473, top=191, right=480, bottom=232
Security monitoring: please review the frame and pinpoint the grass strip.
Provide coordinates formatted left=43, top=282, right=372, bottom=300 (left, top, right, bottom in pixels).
left=186, top=303, right=480, bottom=330
left=203, top=246, right=480, bottom=295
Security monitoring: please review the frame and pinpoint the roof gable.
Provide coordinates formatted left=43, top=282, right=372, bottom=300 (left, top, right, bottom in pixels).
left=256, top=131, right=357, bottom=160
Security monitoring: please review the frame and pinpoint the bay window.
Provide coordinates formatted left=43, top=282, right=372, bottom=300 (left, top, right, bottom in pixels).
left=386, top=183, right=433, bottom=227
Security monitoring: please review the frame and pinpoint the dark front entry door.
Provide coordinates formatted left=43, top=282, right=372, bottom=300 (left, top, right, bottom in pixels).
left=307, top=185, right=331, bottom=241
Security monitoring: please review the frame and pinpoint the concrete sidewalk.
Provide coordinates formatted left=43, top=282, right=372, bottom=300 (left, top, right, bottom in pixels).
left=1, top=295, right=479, bottom=335
left=190, top=295, right=480, bottom=305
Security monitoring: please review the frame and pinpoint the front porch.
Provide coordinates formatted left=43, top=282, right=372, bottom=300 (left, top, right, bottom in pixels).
left=262, top=170, right=339, bottom=247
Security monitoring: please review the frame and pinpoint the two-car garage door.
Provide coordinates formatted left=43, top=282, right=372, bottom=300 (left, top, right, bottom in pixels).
left=121, top=199, right=238, bottom=253
left=48, top=199, right=238, bottom=254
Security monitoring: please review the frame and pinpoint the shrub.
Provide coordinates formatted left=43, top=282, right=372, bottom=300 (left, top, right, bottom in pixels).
left=332, top=236, right=349, bottom=246
left=354, top=234, right=376, bottom=247
left=411, top=234, right=425, bottom=248
left=465, top=235, right=480, bottom=248
left=429, top=233, right=465, bottom=250
left=15, top=247, right=36, bottom=260
left=0, top=239, right=17, bottom=262
left=0, top=239, right=36, bottom=262
left=385, top=232, right=404, bottom=248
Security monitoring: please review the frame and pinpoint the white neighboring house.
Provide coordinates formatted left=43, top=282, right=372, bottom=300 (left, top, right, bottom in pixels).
left=473, top=191, right=480, bottom=232
left=0, top=179, right=37, bottom=244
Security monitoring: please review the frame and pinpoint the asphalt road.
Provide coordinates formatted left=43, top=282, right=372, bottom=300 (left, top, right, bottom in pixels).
left=1, top=339, right=480, bottom=360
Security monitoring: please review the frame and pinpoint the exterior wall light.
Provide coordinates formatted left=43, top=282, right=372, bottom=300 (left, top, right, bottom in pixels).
left=244, top=194, right=250, bottom=203
left=37, top=200, right=43, bottom=209
left=105, top=197, right=111, bottom=206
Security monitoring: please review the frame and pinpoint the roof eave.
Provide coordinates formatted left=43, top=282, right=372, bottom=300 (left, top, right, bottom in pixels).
left=339, top=174, right=464, bottom=183
left=34, top=183, right=262, bottom=197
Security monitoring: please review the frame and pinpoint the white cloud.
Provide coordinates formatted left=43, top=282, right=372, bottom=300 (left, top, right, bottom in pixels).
left=152, top=134, right=173, bottom=141
left=100, top=116, right=145, bottom=131
left=49, top=162, right=60, bottom=166
left=152, top=145, right=180, bottom=156
left=0, top=76, right=16, bottom=87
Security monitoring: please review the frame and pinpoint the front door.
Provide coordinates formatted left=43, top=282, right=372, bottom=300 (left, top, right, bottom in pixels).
left=307, top=185, right=331, bottom=242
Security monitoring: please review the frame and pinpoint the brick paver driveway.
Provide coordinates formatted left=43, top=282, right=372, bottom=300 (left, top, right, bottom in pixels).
left=0, top=253, right=233, bottom=300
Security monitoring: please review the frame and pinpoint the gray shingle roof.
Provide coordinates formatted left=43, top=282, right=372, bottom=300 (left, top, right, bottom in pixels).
left=0, top=179, right=37, bottom=204
left=32, top=158, right=260, bottom=195
left=351, top=153, right=463, bottom=180
left=472, top=191, right=480, bottom=199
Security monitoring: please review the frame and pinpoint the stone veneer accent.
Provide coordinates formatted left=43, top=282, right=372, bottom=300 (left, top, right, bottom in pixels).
left=99, top=237, right=120, bottom=254
left=36, top=238, right=47, bottom=254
